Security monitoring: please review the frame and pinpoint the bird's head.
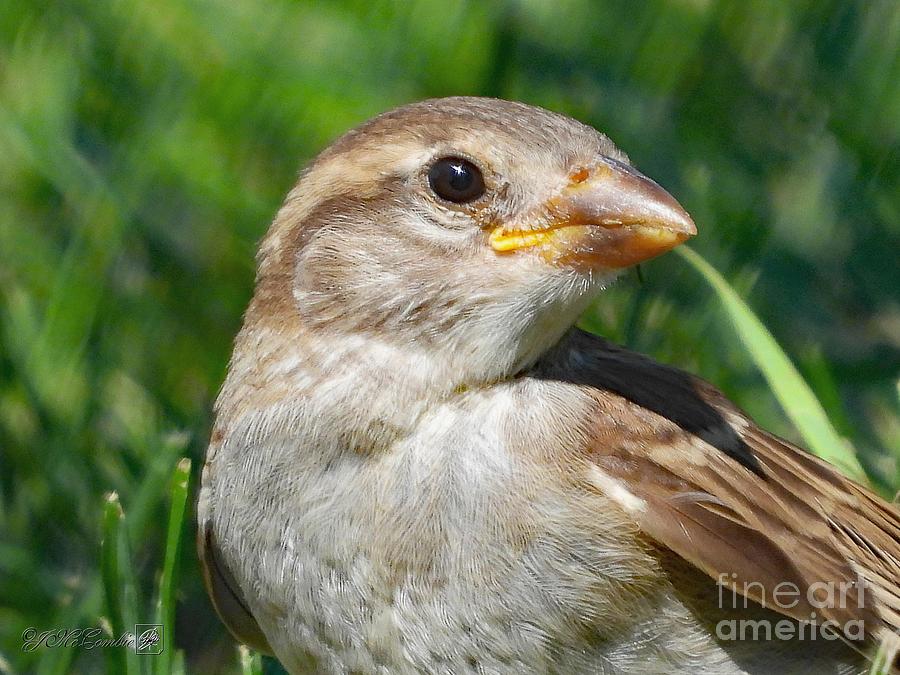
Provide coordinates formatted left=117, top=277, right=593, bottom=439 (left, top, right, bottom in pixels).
left=241, top=97, right=695, bottom=396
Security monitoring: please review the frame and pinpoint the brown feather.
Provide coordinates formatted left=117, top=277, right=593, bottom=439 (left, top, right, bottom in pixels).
left=537, top=329, right=900, bottom=645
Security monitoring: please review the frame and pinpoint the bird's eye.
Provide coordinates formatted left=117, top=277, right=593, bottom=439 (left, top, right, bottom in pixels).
left=427, top=157, right=485, bottom=203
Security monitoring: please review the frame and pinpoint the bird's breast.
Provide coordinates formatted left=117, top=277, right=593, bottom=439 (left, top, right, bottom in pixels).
left=204, top=379, right=664, bottom=672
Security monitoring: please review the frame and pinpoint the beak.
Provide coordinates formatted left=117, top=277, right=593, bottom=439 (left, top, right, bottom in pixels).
left=489, top=157, right=697, bottom=268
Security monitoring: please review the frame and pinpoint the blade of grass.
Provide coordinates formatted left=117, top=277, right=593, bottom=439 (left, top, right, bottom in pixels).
left=169, top=649, right=186, bottom=675
left=128, top=432, right=191, bottom=545
left=119, top=524, right=142, bottom=675
left=676, top=246, right=867, bottom=483
left=101, top=493, right=127, bottom=675
left=152, top=458, right=191, bottom=675
left=867, top=642, right=890, bottom=675
left=239, top=645, right=263, bottom=675
left=100, top=492, right=141, bottom=675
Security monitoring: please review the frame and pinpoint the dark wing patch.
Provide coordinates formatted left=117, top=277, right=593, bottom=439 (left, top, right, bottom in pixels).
left=533, top=329, right=762, bottom=475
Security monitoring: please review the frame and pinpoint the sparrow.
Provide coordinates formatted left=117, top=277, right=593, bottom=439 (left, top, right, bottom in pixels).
left=198, top=97, right=900, bottom=674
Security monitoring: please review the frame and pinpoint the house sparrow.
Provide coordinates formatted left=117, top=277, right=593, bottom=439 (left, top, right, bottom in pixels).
left=198, top=97, right=899, bottom=674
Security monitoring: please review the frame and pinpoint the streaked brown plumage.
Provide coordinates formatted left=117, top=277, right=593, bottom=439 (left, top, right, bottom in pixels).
left=199, top=97, right=900, bottom=674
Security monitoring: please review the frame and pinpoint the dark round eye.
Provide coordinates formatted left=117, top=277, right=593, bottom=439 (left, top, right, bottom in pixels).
left=427, top=157, right=485, bottom=203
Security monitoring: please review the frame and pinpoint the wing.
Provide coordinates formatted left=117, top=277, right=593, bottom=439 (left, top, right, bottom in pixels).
left=538, top=330, right=900, bottom=651
left=198, top=522, right=273, bottom=654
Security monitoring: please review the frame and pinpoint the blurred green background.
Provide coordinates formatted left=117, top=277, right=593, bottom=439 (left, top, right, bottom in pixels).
left=1, top=0, right=898, bottom=672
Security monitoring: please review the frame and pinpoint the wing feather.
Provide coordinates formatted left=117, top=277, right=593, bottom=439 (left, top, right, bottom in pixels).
left=540, top=330, right=900, bottom=645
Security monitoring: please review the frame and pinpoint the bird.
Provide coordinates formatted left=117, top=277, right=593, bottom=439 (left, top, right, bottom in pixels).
left=198, top=97, right=900, bottom=674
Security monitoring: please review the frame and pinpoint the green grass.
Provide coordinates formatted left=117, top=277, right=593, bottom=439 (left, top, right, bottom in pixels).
left=676, top=246, right=868, bottom=483
left=1, top=0, right=898, bottom=673
left=99, top=460, right=190, bottom=675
